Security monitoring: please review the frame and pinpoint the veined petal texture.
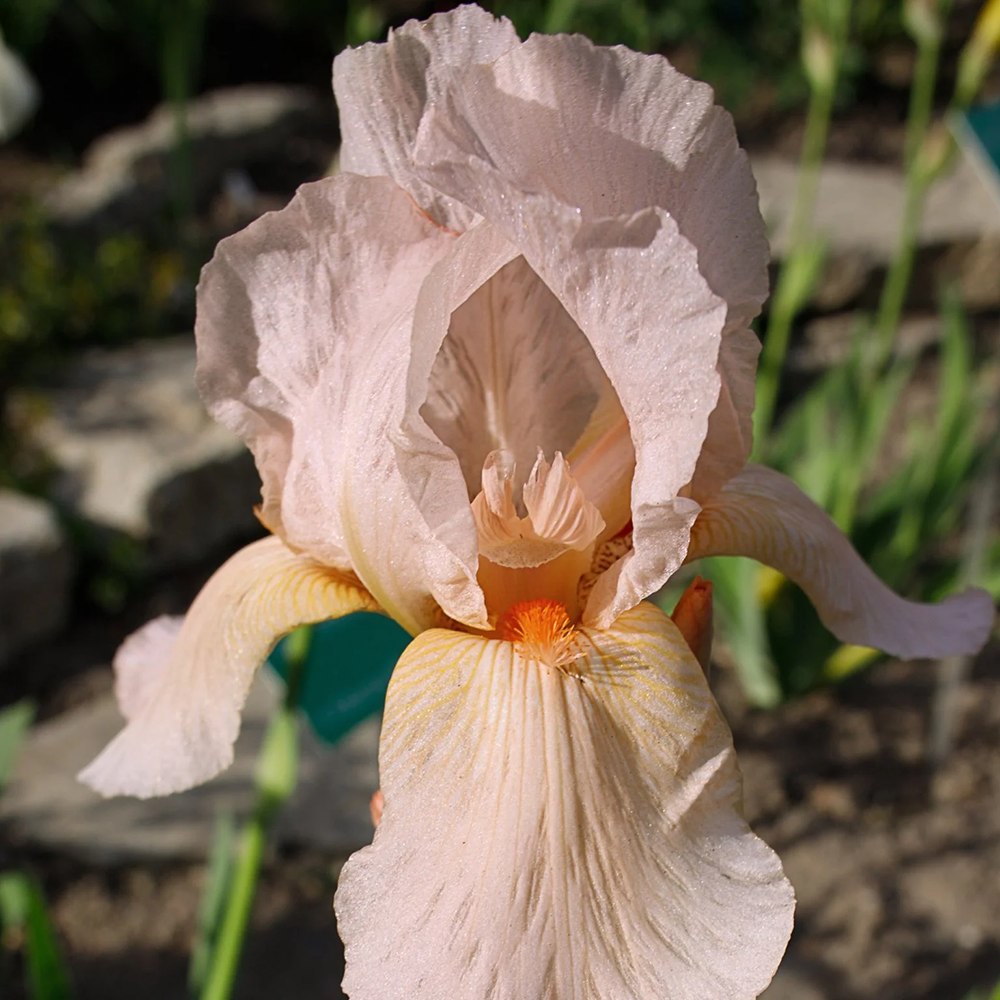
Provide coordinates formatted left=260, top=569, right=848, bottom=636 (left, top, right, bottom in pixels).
left=336, top=603, right=793, bottom=1000
left=80, top=537, right=378, bottom=797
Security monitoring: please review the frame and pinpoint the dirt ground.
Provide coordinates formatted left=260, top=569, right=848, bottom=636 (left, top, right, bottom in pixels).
left=2, top=637, right=997, bottom=1000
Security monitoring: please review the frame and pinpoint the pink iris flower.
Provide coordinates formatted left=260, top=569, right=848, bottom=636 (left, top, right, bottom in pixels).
left=80, top=7, right=993, bottom=998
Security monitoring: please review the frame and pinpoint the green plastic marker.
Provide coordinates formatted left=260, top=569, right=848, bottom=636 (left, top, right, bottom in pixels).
left=954, top=99, right=1000, bottom=207
left=269, top=612, right=410, bottom=745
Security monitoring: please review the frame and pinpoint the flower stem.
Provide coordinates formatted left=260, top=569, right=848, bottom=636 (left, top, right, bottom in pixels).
left=872, top=0, right=950, bottom=366
left=199, top=627, right=311, bottom=1000
left=753, top=0, right=850, bottom=452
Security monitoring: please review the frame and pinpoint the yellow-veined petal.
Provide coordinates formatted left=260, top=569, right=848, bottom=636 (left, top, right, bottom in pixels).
left=336, top=602, right=793, bottom=1000
left=80, top=536, right=379, bottom=798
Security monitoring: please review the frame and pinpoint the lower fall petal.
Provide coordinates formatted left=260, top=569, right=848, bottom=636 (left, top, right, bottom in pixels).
left=336, top=602, right=793, bottom=1000
left=80, top=536, right=379, bottom=798
left=687, top=464, right=995, bottom=658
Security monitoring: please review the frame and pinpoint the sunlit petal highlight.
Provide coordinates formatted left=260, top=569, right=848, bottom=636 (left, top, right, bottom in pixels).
left=80, top=536, right=379, bottom=797
left=336, top=603, right=793, bottom=1000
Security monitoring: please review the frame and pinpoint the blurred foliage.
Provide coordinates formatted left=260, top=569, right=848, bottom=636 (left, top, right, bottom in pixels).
left=0, top=209, right=192, bottom=390
left=0, top=702, right=71, bottom=1000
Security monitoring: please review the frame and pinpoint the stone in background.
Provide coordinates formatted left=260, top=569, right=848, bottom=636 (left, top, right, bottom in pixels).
left=9, top=336, right=263, bottom=573
left=0, top=489, right=73, bottom=666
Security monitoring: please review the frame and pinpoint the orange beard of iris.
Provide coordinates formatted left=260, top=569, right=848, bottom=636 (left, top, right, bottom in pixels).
left=498, top=598, right=579, bottom=669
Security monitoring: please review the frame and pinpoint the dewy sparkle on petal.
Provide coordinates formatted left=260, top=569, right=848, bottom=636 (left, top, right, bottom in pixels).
left=80, top=6, right=994, bottom=999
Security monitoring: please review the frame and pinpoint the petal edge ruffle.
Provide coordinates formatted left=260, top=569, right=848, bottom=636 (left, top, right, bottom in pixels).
left=686, top=465, right=995, bottom=658
left=336, top=603, right=793, bottom=1000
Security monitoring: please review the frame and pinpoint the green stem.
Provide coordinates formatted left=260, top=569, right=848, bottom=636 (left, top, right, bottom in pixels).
left=872, top=0, right=948, bottom=366
left=871, top=171, right=930, bottom=368
left=199, top=628, right=311, bottom=1000
left=753, top=79, right=835, bottom=451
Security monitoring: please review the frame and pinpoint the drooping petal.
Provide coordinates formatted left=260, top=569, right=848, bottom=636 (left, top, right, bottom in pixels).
left=112, top=614, right=183, bottom=721
left=336, top=603, right=793, bottom=1000
left=333, top=5, right=520, bottom=232
left=80, top=536, right=379, bottom=798
left=687, top=464, right=995, bottom=658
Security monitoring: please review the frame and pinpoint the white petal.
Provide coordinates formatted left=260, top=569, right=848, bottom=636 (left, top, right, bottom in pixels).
left=80, top=537, right=379, bottom=797
left=196, top=173, right=489, bottom=633
left=333, top=5, right=520, bottom=232
left=112, top=615, right=183, bottom=721
left=196, top=173, right=446, bottom=563
left=410, top=104, right=728, bottom=626
left=688, top=326, right=761, bottom=500
left=336, top=603, right=793, bottom=1000
left=687, top=465, right=995, bottom=658
left=410, top=28, right=768, bottom=492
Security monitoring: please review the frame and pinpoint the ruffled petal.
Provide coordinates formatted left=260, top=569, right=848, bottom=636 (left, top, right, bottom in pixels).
left=332, top=5, right=520, bottom=232
left=687, top=465, right=995, bottom=658
left=407, top=87, right=731, bottom=627
left=196, top=173, right=448, bottom=566
left=196, top=173, right=494, bottom=634
left=336, top=602, right=793, bottom=1000
left=688, top=326, right=761, bottom=500
left=79, top=536, right=379, bottom=798
left=337, top=11, right=766, bottom=502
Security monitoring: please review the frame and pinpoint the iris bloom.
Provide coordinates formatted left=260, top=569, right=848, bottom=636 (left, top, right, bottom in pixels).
left=81, top=7, right=993, bottom=998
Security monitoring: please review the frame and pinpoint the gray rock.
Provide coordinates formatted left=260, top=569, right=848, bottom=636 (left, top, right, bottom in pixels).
left=0, top=490, right=73, bottom=666
left=754, top=155, right=1000, bottom=311
left=46, top=85, right=336, bottom=233
left=0, top=674, right=381, bottom=863
left=10, top=337, right=261, bottom=570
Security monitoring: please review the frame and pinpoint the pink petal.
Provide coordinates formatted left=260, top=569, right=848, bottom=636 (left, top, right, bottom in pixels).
left=336, top=602, right=793, bottom=999
left=422, top=254, right=615, bottom=498
left=409, top=97, right=734, bottom=628
left=112, top=614, right=183, bottom=721
left=689, top=326, right=762, bottom=500
left=687, top=465, right=995, bottom=658
left=333, top=5, right=520, bottom=232
left=79, top=537, right=379, bottom=797
left=337, top=12, right=767, bottom=502
left=196, top=173, right=489, bottom=634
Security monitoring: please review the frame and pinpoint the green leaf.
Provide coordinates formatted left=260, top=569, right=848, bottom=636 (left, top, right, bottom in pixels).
left=268, top=612, right=410, bottom=745
left=0, top=871, right=71, bottom=999
left=188, top=813, right=236, bottom=995
left=0, top=700, right=34, bottom=796
left=702, top=557, right=783, bottom=707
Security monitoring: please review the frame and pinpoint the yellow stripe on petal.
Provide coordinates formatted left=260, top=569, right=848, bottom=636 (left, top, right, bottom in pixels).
left=337, top=602, right=793, bottom=1000
left=80, top=536, right=379, bottom=798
